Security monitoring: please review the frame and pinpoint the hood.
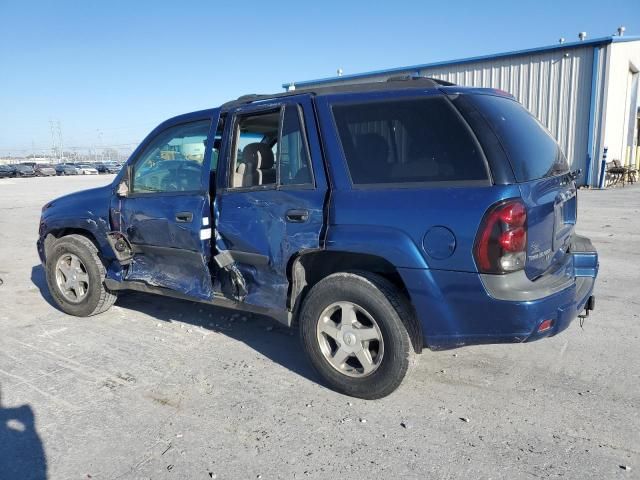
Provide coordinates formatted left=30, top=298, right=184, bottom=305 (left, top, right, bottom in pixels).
left=42, top=184, right=113, bottom=217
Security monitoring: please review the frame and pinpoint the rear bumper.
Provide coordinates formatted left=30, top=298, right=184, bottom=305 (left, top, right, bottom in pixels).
left=400, top=234, right=598, bottom=350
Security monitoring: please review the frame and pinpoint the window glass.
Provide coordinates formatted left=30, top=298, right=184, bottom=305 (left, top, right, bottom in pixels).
left=279, top=105, right=313, bottom=185
left=132, top=120, right=210, bottom=193
left=230, top=111, right=279, bottom=188
left=331, top=96, right=488, bottom=185
left=210, top=117, right=224, bottom=172
left=461, top=94, right=569, bottom=182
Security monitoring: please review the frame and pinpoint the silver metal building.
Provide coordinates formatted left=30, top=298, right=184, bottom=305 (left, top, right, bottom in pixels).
left=285, top=34, right=640, bottom=187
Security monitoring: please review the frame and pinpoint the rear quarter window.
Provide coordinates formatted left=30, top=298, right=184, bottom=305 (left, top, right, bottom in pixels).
left=461, top=94, right=569, bottom=182
left=331, top=96, right=489, bottom=186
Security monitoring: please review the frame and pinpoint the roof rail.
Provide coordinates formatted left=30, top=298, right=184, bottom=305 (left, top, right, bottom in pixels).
left=220, top=76, right=456, bottom=110
left=386, top=74, right=456, bottom=86
left=235, top=94, right=263, bottom=102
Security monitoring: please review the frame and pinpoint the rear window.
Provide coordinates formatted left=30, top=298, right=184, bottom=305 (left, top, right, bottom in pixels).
left=463, top=94, right=569, bottom=182
left=331, top=96, right=488, bottom=185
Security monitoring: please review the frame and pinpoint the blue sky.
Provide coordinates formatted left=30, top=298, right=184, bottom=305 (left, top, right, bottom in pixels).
left=0, top=0, right=637, bottom=155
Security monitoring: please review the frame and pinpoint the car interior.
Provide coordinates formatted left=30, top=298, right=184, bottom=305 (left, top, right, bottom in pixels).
left=231, top=111, right=280, bottom=188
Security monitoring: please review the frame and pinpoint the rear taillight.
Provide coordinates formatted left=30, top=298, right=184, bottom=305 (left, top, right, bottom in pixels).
left=474, top=199, right=527, bottom=274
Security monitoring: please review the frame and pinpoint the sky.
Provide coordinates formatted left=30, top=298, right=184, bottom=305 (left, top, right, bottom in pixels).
left=0, top=0, right=637, bottom=156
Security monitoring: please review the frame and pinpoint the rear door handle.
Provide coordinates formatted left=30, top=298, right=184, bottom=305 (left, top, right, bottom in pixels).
left=175, top=211, right=193, bottom=223
left=285, top=209, right=309, bottom=223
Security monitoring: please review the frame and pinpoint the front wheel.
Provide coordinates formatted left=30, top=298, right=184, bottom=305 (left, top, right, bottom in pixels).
left=299, top=272, right=415, bottom=399
left=45, top=234, right=117, bottom=316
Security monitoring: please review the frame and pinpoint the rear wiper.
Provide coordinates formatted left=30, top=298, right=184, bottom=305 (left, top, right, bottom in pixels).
left=558, top=169, right=581, bottom=186
left=567, top=169, right=582, bottom=182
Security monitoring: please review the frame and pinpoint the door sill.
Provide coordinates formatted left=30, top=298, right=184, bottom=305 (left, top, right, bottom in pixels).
left=104, top=278, right=291, bottom=326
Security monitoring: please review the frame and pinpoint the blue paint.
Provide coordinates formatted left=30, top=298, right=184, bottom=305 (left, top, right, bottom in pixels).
left=38, top=83, right=598, bottom=351
left=585, top=47, right=601, bottom=186
left=598, top=147, right=609, bottom=189
left=213, top=94, right=329, bottom=312
left=398, top=266, right=596, bottom=349
left=517, top=176, right=577, bottom=280
left=422, top=227, right=456, bottom=260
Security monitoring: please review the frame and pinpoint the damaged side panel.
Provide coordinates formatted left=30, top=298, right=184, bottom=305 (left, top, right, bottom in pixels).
left=213, top=189, right=325, bottom=314
left=38, top=185, right=121, bottom=269
left=212, top=96, right=328, bottom=317
left=111, top=193, right=215, bottom=301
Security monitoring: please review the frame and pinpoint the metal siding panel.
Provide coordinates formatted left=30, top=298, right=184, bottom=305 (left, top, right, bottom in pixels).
left=417, top=48, right=594, bottom=174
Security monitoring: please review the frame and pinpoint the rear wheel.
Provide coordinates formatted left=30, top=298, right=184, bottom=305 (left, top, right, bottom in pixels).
left=299, top=272, right=414, bottom=399
left=45, top=234, right=117, bottom=316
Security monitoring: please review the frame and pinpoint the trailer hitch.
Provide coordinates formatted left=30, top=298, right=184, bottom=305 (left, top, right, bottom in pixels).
left=578, top=295, right=596, bottom=327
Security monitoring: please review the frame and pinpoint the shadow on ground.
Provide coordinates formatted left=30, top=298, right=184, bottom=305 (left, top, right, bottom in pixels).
left=31, top=264, right=321, bottom=387
left=0, top=386, right=48, bottom=480
left=30, top=265, right=57, bottom=309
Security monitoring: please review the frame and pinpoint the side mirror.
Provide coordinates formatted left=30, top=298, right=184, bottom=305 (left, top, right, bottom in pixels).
left=117, top=180, right=129, bottom=197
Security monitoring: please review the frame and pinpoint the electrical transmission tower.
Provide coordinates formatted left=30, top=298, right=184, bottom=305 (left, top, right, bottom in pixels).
left=49, top=120, right=64, bottom=162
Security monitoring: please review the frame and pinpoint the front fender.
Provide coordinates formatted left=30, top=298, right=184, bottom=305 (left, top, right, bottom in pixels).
left=38, top=184, right=119, bottom=266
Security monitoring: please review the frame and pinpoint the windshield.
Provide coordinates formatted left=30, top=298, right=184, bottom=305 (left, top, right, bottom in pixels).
left=463, top=94, right=569, bottom=182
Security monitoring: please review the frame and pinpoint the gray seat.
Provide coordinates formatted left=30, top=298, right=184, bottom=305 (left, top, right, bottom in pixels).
left=237, top=143, right=275, bottom=187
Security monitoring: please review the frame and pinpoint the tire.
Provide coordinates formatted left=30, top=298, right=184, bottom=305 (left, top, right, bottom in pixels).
left=45, top=234, right=117, bottom=317
left=299, top=271, right=415, bottom=399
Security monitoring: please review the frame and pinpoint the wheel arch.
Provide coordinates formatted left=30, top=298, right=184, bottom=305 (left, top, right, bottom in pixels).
left=43, top=227, right=113, bottom=266
left=288, top=250, right=423, bottom=353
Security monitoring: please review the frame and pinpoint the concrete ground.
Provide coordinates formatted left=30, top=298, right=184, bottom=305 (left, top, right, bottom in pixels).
left=0, top=175, right=638, bottom=480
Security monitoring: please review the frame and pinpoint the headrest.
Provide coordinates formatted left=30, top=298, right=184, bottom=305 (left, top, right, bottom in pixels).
left=242, top=143, right=274, bottom=170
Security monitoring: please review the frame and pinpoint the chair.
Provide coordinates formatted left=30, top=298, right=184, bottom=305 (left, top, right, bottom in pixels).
left=626, top=163, right=637, bottom=185
left=605, top=160, right=627, bottom=187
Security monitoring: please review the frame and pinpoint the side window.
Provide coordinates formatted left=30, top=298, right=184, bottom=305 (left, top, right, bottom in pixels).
left=332, top=97, right=488, bottom=185
left=229, top=105, right=313, bottom=189
left=132, top=120, right=210, bottom=193
left=211, top=117, right=225, bottom=172
left=279, top=105, right=313, bottom=185
left=230, top=111, right=279, bottom=188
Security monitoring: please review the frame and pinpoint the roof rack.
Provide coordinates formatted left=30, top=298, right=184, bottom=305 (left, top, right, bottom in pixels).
left=220, top=77, right=457, bottom=110
left=386, top=74, right=456, bottom=87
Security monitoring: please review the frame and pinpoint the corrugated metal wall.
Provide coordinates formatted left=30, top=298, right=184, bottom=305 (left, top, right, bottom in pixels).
left=309, top=47, right=596, bottom=176
left=419, top=48, right=594, bottom=174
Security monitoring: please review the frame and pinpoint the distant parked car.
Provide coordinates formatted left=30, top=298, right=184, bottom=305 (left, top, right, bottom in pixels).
left=14, top=164, right=36, bottom=177
left=55, top=164, right=79, bottom=176
left=0, top=164, right=15, bottom=178
left=76, top=163, right=99, bottom=175
left=95, top=162, right=121, bottom=174
left=35, top=164, right=57, bottom=176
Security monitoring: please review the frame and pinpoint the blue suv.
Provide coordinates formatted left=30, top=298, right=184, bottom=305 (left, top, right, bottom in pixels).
left=38, top=78, right=598, bottom=399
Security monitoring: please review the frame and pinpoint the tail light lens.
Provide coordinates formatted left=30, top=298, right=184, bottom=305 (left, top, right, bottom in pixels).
left=474, top=199, right=527, bottom=274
